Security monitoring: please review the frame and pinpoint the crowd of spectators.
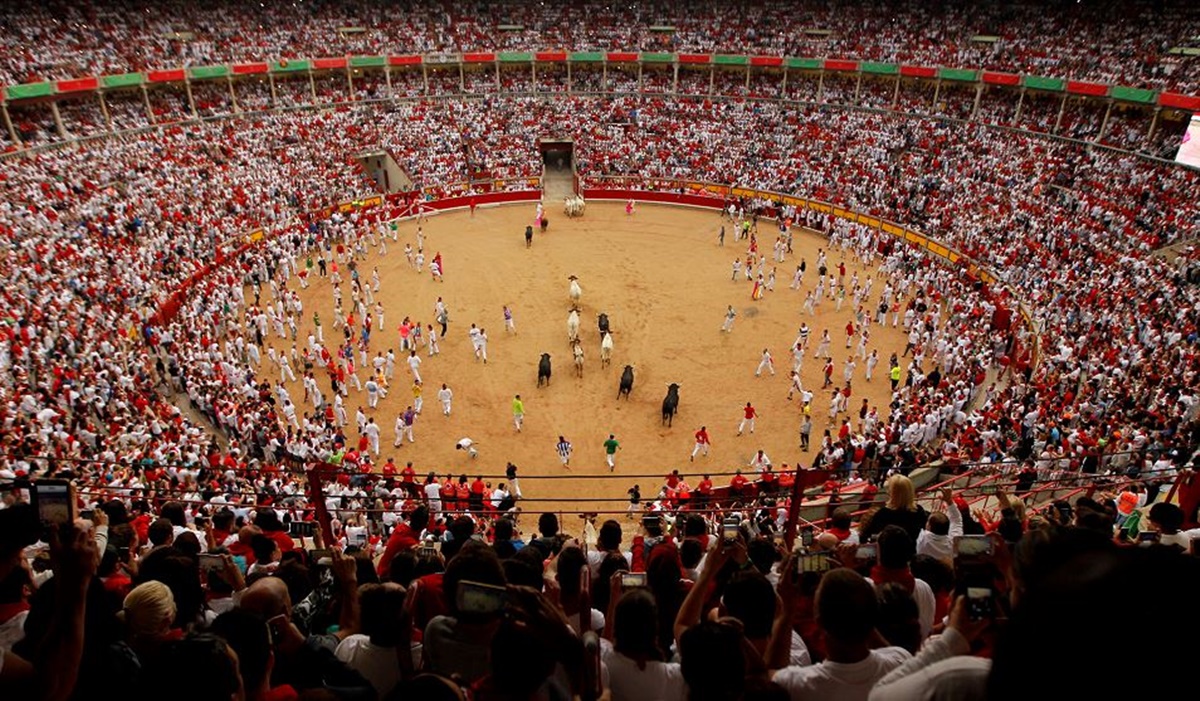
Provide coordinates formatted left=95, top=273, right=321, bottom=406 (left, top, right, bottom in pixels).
left=1, top=1, right=1199, bottom=94
left=2, top=476, right=1198, bottom=701
left=0, top=89, right=1196, bottom=482
left=0, top=93, right=1194, bottom=535
left=9, top=68, right=1189, bottom=162
left=0, top=14, right=1196, bottom=693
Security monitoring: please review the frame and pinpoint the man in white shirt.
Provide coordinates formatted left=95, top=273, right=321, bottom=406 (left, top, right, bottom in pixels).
left=1146, top=502, right=1200, bottom=550
left=770, top=568, right=910, bottom=700
left=423, top=478, right=442, bottom=514
left=868, top=526, right=936, bottom=640
left=456, top=437, right=477, bottom=458
left=915, top=488, right=963, bottom=564
left=334, top=582, right=415, bottom=698
left=868, top=599, right=989, bottom=701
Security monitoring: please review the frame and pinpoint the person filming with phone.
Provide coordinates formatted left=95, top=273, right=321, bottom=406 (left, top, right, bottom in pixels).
left=235, top=549, right=372, bottom=699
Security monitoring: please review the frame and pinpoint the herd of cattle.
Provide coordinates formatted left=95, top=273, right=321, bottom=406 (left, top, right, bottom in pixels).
left=536, top=277, right=682, bottom=427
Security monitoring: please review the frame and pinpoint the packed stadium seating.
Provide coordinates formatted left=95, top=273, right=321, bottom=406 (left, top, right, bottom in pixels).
left=1, top=1, right=1198, bottom=93
left=1, top=3, right=1199, bottom=700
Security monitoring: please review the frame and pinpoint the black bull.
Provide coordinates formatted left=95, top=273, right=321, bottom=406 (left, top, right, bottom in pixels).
left=662, top=383, right=680, bottom=426
left=617, top=365, right=634, bottom=399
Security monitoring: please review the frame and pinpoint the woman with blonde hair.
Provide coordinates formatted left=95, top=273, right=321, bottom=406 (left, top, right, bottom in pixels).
left=859, top=474, right=928, bottom=542
left=116, top=580, right=179, bottom=670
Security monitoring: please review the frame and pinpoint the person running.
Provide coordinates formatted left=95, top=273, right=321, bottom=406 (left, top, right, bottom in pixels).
left=427, top=324, right=440, bottom=356
left=393, top=412, right=406, bottom=448
left=412, top=380, right=423, bottom=414
left=691, top=426, right=711, bottom=461
left=722, top=305, right=737, bottom=333
left=407, top=350, right=422, bottom=384
left=556, top=435, right=573, bottom=467
left=626, top=484, right=641, bottom=518
left=738, top=402, right=758, bottom=436
left=504, top=305, right=516, bottom=333
left=604, top=434, right=621, bottom=472
left=756, top=348, right=776, bottom=377
left=477, top=328, right=489, bottom=364
left=787, top=371, right=804, bottom=401
left=512, top=394, right=525, bottom=432
left=438, top=383, right=453, bottom=416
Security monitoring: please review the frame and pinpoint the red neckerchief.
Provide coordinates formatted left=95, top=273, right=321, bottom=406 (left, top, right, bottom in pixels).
left=870, top=564, right=916, bottom=594
left=0, top=601, right=30, bottom=622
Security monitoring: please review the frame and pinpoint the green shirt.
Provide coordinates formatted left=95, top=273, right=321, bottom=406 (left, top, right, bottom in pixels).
left=512, top=398, right=524, bottom=414
left=890, top=366, right=902, bottom=381
left=604, top=438, right=620, bottom=455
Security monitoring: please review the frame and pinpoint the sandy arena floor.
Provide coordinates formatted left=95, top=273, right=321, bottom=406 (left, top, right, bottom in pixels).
left=288, top=202, right=908, bottom=522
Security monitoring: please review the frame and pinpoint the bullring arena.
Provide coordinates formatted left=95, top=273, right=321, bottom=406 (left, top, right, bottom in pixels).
left=293, top=202, right=912, bottom=515
left=1, top=2, right=1200, bottom=700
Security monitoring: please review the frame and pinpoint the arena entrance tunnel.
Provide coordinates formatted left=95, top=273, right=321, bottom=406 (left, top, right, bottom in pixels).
left=540, top=139, right=574, bottom=172
left=539, top=139, right=577, bottom=201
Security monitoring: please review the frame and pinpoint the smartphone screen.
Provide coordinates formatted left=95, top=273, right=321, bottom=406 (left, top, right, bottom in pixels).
left=954, top=535, right=994, bottom=559
left=457, top=580, right=507, bottom=616
left=855, top=543, right=877, bottom=561
left=1138, top=531, right=1160, bottom=545
left=198, top=553, right=226, bottom=575
left=620, top=572, right=647, bottom=588
left=289, top=521, right=314, bottom=537
left=722, top=517, right=740, bottom=543
left=266, top=614, right=289, bottom=644
left=35, top=482, right=74, bottom=528
left=798, top=553, right=832, bottom=574
left=800, top=526, right=815, bottom=548
left=966, top=586, right=994, bottom=621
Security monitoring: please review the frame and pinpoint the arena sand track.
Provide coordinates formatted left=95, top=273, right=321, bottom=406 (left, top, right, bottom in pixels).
left=289, top=202, right=907, bottom=525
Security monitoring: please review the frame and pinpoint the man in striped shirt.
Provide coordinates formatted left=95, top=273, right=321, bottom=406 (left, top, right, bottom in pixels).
left=556, top=435, right=573, bottom=466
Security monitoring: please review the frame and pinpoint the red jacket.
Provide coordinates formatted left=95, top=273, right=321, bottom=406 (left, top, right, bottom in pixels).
left=376, top=523, right=421, bottom=577
left=266, top=529, right=295, bottom=553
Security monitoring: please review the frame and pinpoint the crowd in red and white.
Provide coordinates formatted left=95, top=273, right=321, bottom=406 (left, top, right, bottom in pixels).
left=0, top=0, right=1198, bottom=93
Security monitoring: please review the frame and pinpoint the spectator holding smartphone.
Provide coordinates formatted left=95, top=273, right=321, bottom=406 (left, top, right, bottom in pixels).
left=768, top=567, right=910, bottom=699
